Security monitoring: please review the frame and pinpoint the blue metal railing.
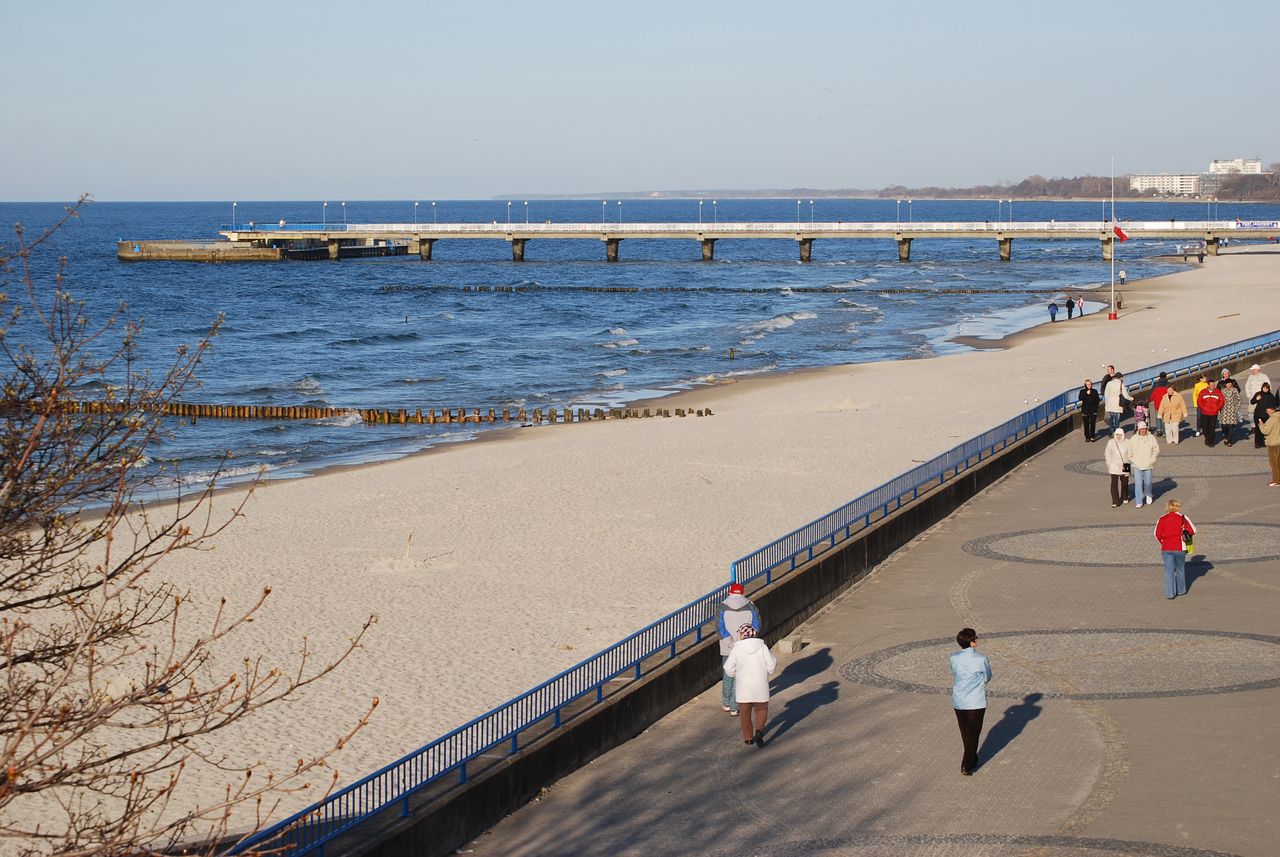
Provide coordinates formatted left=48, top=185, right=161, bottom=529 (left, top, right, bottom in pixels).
left=232, top=328, right=1279, bottom=856
left=225, top=223, right=349, bottom=232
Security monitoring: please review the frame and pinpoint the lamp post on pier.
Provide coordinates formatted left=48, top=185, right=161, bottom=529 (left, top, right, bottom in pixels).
left=713, top=199, right=717, bottom=224
left=698, top=199, right=703, bottom=225
left=618, top=200, right=623, bottom=225
left=809, top=199, right=814, bottom=223
left=996, top=199, right=1002, bottom=223
left=796, top=199, right=801, bottom=227
left=323, top=201, right=328, bottom=228
left=896, top=198, right=901, bottom=226
left=908, top=198, right=913, bottom=222
left=341, top=201, right=347, bottom=225
left=507, top=201, right=512, bottom=225
left=414, top=201, right=419, bottom=226
left=524, top=200, right=529, bottom=224
left=602, top=200, right=606, bottom=224
left=1008, top=198, right=1013, bottom=223
left=232, top=201, right=237, bottom=230
left=432, top=201, right=436, bottom=224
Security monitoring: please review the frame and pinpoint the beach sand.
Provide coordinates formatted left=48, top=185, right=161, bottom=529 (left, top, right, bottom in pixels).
left=85, top=246, right=1280, bottom=827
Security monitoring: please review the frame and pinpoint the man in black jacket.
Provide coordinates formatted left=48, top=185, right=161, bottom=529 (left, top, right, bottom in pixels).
left=1078, top=379, right=1101, bottom=442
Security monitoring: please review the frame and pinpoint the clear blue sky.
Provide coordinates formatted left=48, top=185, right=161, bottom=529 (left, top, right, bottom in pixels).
left=4, top=0, right=1276, bottom=201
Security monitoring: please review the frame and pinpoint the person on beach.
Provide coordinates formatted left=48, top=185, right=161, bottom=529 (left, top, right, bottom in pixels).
left=1191, top=374, right=1210, bottom=436
left=1197, top=380, right=1225, bottom=447
left=1076, top=296, right=1085, bottom=317
left=1066, top=298, right=1075, bottom=320
left=1158, top=385, right=1188, bottom=444
left=1048, top=301, right=1058, bottom=322
left=1154, top=499, right=1196, bottom=599
left=717, top=583, right=761, bottom=715
left=1251, top=381, right=1278, bottom=449
left=1078, top=379, right=1100, bottom=442
left=1129, top=422, right=1160, bottom=507
left=1262, top=407, right=1280, bottom=486
left=1104, top=372, right=1133, bottom=435
left=951, top=628, right=991, bottom=776
left=1219, top=378, right=1242, bottom=447
left=723, top=623, right=775, bottom=747
left=1149, top=373, right=1170, bottom=437
left=1105, top=428, right=1131, bottom=507
left=1119, top=269, right=1126, bottom=286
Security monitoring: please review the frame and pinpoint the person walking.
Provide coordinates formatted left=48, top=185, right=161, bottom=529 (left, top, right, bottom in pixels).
left=1099, top=365, right=1117, bottom=399
left=1154, top=499, right=1196, bottom=599
left=1251, top=382, right=1278, bottom=449
left=1262, top=406, right=1280, bottom=487
left=1129, top=422, right=1160, bottom=507
left=1078, top=379, right=1101, bottom=442
left=1219, top=378, right=1243, bottom=447
left=1047, top=301, right=1059, bottom=323
left=1244, top=364, right=1272, bottom=407
left=1104, top=372, right=1133, bottom=435
left=1191, top=374, right=1209, bottom=436
left=1197, top=380, right=1225, bottom=447
left=950, top=628, right=992, bottom=776
left=1149, top=372, right=1170, bottom=437
left=1158, top=384, right=1188, bottom=444
left=717, top=582, right=761, bottom=715
left=1105, top=428, right=1131, bottom=507
left=723, top=623, right=776, bottom=747
left=1076, top=295, right=1085, bottom=317
left=1065, top=297, right=1075, bottom=320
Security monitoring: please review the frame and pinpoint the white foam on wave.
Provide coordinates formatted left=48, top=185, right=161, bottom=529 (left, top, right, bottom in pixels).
left=598, top=368, right=627, bottom=378
left=607, top=326, right=628, bottom=335
left=321, top=411, right=364, bottom=427
left=743, top=311, right=817, bottom=335
left=615, top=338, right=639, bottom=347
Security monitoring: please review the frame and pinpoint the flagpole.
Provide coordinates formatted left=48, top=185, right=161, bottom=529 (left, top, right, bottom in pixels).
left=1109, top=156, right=1117, bottom=321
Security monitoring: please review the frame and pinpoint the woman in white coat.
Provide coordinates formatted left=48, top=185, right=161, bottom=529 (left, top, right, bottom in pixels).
left=1104, top=428, right=1131, bottom=508
left=724, top=623, right=777, bottom=747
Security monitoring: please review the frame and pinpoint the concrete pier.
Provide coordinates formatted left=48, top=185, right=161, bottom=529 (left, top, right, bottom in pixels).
left=118, top=219, right=1277, bottom=264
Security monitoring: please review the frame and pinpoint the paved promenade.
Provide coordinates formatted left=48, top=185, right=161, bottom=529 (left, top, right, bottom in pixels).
left=466, top=363, right=1280, bottom=857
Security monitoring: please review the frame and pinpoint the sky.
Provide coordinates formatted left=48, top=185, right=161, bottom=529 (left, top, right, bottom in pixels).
left=3, top=0, right=1277, bottom=201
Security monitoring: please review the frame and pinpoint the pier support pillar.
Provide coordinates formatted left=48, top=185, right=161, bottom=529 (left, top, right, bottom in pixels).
left=417, top=238, right=434, bottom=261
left=1101, top=237, right=1114, bottom=262
left=701, top=238, right=716, bottom=261
left=510, top=238, right=527, bottom=262
left=798, top=238, right=813, bottom=263
left=998, top=237, right=1013, bottom=262
left=896, top=237, right=912, bottom=262
left=327, top=240, right=340, bottom=261
left=1206, top=237, right=1220, bottom=256
left=605, top=238, right=621, bottom=262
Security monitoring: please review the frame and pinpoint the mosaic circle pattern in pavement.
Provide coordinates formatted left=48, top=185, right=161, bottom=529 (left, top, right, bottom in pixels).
left=962, top=523, right=1280, bottom=567
left=838, top=628, right=1280, bottom=700
left=1065, top=454, right=1267, bottom=478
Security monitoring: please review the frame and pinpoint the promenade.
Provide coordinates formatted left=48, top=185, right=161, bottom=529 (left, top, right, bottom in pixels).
left=466, top=362, right=1280, bottom=857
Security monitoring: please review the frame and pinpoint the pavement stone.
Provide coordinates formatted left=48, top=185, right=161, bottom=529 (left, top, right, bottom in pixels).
left=465, top=361, right=1280, bottom=857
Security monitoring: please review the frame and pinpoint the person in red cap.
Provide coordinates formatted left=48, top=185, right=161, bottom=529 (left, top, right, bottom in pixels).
left=717, top=582, right=760, bottom=715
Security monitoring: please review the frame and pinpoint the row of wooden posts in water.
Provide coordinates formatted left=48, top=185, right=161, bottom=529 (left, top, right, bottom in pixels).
left=69, top=400, right=713, bottom=424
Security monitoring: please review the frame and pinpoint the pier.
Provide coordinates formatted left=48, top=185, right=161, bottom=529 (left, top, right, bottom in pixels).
left=117, top=220, right=1280, bottom=263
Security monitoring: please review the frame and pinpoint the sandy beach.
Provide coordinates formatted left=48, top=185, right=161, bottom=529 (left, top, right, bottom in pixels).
left=116, top=246, right=1280, bottom=823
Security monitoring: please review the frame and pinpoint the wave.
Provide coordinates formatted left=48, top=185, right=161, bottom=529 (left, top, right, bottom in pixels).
left=329, top=331, right=424, bottom=347
left=601, top=326, right=628, bottom=335
left=392, top=376, right=447, bottom=385
left=597, top=368, right=628, bottom=378
left=742, top=311, right=818, bottom=335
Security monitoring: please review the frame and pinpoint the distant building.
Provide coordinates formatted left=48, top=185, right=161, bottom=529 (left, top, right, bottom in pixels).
left=1129, top=173, right=1200, bottom=196
left=1207, top=157, right=1263, bottom=175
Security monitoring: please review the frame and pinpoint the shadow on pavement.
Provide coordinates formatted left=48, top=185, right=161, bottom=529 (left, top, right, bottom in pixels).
left=979, top=692, right=1043, bottom=764
left=770, top=646, right=833, bottom=695
left=765, top=680, right=839, bottom=743
left=1186, top=557, right=1214, bottom=591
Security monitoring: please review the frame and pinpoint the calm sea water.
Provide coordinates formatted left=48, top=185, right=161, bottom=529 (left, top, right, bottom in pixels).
left=5, top=197, right=1275, bottom=487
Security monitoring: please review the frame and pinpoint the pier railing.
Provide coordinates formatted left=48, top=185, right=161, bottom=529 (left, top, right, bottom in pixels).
left=232, top=328, right=1280, bottom=857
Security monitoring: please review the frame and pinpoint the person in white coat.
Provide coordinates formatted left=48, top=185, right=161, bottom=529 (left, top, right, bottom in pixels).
left=1104, top=428, right=1131, bottom=508
left=724, top=623, right=777, bottom=747
left=1104, top=373, right=1134, bottom=435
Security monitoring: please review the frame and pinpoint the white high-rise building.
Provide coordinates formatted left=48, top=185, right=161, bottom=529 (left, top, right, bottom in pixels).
left=1129, top=174, right=1200, bottom=195
left=1207, top=158, right=1263, bottom=175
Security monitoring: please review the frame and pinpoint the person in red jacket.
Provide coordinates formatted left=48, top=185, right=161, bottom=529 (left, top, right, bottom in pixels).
left=1196, top=380, right=1225, bottom=447
left=1149, top=372, right=1169, bottom=437
left=1154, top=499, right=1196, bottom=599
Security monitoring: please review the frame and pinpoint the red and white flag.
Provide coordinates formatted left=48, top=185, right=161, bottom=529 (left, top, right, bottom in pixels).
left=1113, top=221, right=1129, bottom=242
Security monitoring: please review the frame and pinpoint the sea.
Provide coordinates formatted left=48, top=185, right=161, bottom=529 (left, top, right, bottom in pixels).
left=4, top=197, right=1276, bottom=490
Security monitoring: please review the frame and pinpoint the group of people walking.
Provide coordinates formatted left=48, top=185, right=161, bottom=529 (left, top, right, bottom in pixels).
left=1047, top=295, right=1088, bottom=322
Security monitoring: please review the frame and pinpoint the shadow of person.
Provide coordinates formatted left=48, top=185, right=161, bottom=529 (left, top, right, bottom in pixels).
left=1186, top=557, right=1213, bottom=591
left=764, top=680, right=839, bottom=743
left=1151, top=476, right=1177, bottom=499
left=769, top=647, right=834, bottom=695
left=977, top=692, right=1043, bottom=764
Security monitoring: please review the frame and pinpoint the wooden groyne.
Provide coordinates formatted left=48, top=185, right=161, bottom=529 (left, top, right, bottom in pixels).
left=67, top=400, right=712, bottom=424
